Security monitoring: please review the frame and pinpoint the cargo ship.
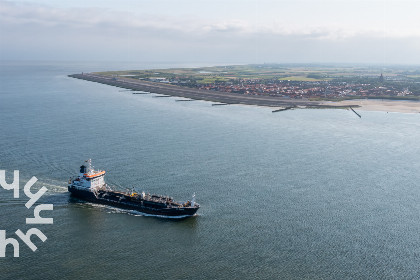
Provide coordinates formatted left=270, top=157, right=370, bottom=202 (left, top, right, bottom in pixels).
left=68, top=160, right=199, bottom=218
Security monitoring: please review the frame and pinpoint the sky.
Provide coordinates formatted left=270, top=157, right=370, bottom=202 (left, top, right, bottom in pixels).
left=1, top=0, right=420, bottom=64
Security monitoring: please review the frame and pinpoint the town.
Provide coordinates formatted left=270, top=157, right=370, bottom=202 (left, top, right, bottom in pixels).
left=99, top=64, right=420, bottom=101
left=185, top=75, right=416, bottom=100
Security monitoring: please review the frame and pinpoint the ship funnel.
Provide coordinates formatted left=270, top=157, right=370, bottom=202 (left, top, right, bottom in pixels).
left=79, top=165, right=87, bottom=177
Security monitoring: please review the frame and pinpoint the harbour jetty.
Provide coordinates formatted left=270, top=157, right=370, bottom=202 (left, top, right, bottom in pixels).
left=349, top=106, right=362, bottom=118
left=69, top=73, right=359, bottom=109
left=272, top=106, right=295, bottom=113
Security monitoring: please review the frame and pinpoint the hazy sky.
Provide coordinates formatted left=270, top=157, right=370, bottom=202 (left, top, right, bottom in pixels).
left=1, top=0, right=419, bottom=64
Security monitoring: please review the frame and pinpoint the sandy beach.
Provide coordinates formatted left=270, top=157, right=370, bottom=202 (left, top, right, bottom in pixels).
left=322, top=99, right=420, bottom=114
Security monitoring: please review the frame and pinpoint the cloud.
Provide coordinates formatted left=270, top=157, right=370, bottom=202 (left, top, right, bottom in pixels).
left=4, top=0, right=418, bottom=39
left=0, top=0, right=419, bottom=64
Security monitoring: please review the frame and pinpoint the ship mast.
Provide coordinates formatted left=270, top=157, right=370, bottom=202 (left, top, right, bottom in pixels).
left=86, top=159, right=93, bottom=174
left=191, top=193, right=196, bottom=207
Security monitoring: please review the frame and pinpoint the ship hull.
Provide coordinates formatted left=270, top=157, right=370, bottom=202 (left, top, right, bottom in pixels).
left=68, top=186, right=199, bottom=217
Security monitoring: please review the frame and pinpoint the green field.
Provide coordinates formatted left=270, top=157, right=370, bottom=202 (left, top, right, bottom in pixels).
left=279, top=76, right=327, bottom=82
left=96, top=64, right=418, bottom=86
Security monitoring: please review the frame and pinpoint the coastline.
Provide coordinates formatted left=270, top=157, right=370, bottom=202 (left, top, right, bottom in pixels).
left=70, top=73, right=419, bottom=114
left=69, top=73, right=358, bottom=109
left=322, top=100, right=420, bottom=114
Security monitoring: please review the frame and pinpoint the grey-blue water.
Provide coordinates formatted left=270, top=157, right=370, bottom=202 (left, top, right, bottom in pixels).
left=1, top=61, right=420, bottom=279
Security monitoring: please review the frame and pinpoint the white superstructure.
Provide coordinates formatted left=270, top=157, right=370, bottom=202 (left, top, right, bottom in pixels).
left=69, top=159, right=106, bottom=192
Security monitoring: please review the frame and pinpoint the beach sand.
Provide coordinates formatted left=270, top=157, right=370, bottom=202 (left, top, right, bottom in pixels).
left=322, top=100, right=420, bottom=114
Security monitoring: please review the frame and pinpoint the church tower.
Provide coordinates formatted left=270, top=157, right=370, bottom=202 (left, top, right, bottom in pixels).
left=379, top=73, right=384, bottom=83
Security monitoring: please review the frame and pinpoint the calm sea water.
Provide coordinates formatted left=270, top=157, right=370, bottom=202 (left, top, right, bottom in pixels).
left=1, top=61, right=420, bottom=279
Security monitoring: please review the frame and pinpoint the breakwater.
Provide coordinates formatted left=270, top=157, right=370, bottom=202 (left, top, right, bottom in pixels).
left=69, top=73, right=358, bottom=109
left=349, top=106, right=362, bottom=118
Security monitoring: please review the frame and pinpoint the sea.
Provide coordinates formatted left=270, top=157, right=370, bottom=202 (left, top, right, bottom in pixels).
left=1, top=61, right=420, bottom=280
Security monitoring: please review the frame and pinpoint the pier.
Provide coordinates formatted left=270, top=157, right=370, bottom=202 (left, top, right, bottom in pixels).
left=349, top=106, right=362, bottom=118
left=272, top=106, right=295, bottom=113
